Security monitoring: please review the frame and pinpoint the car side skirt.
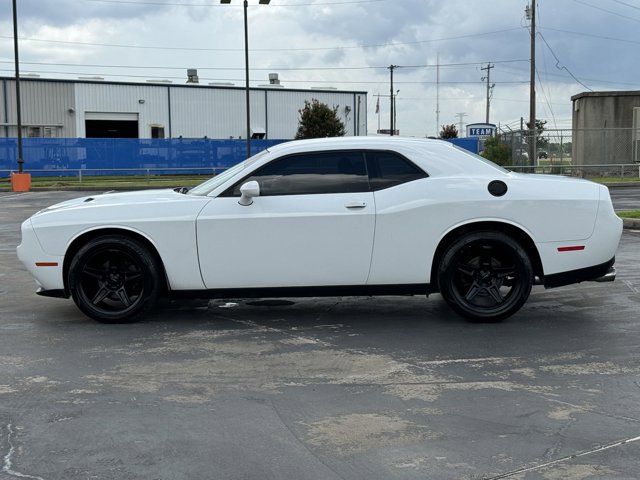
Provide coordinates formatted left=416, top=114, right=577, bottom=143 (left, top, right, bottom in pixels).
left=543, top=257, right=615, bottom=289
left=168, top=284, right=437, bottom=299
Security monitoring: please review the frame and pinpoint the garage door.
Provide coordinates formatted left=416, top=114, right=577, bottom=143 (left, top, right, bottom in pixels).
left=85, top=112, right=139, bottom=138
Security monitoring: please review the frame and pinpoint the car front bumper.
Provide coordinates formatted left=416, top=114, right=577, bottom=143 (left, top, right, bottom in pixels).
left=16, top=219, right=65, bottom=293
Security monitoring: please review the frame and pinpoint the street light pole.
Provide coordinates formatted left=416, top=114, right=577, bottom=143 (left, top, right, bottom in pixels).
left=12, top=0, right=24, bottom=173
left=243, top=0, right=251, bottom=157
left=221, top=0, right=271, bottom=158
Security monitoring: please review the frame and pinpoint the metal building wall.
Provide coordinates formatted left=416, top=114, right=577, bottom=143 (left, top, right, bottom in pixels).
left=266, top=90, right=367, bottom=139
left=0, top=77, right=367, bottom=140
left=74, top=82, right=170, bottom=138
left=572, top=92, right=640, bottom=166
left=169, top=87, right=266, bottom=139
left=1, top=79, right=75, bottom=137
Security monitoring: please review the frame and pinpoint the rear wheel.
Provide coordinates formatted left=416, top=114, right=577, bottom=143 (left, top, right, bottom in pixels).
left=438, top=231, right=533, bottom=322
left=68, top=235, right=161, bottom=323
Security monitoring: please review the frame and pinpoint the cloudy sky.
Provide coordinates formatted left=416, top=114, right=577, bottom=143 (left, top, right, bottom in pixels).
left=0, top=0, right=638, bottom=137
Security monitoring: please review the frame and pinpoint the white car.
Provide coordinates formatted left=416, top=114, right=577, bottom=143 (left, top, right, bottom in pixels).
left=17, top=137, right=622, bottom=323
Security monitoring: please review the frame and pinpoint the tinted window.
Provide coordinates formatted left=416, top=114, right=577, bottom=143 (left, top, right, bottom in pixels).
left=226, top=151, right=369, bottom=196
left=366, top=151, right=427, bottom=190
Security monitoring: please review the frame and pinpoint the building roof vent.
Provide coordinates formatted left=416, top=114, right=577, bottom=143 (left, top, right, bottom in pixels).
left=79, top=76, right=104, bottom=81
left=268, top=72, right=281, bottom=85
left=21, top=73, right=40, bottom=78
left=311, top=86, right=338, bottom=90
left=146, top=79, right=172, bottom=84
left=259, top=72, right=284, bottom=88
left=209, top=82, right=235, bottom=87
left=187, top=68, right=199, bottom=84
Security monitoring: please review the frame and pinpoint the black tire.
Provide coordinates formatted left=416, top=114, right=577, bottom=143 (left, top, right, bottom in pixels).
left=68, top=235, right=161, bottom=323
left=438, top=231, right=533, bottom=323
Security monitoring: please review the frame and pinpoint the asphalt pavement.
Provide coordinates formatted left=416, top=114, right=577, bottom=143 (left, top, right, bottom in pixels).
left=1, top=191, right=640, bottom=480
left=610, top=186, right=640, bottom=211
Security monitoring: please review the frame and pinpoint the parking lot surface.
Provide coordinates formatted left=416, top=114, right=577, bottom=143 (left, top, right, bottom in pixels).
left=1, top=191, right=640, bottom=480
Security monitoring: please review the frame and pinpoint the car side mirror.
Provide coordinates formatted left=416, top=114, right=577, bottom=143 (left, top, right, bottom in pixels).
left=238, top=180, right=260, bottom=206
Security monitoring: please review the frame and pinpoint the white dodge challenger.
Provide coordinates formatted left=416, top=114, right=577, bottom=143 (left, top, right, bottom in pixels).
left=17, top=137, right=622, bottom=323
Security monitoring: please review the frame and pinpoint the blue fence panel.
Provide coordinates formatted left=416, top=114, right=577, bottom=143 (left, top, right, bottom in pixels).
left=446, top=137, right=480, bottom=154
left=0, top=138, right=288, bottom=176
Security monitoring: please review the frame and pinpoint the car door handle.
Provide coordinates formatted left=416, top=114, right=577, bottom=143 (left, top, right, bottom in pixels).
left=345, top=202, right=367, bottom=209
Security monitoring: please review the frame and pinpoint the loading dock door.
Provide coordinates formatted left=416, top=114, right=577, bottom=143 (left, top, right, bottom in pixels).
left=85, top=112, right=139, bottom=138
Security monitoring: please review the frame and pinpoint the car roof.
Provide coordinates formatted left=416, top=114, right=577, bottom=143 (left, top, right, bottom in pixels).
left=266, top=136, right=457, bottom=155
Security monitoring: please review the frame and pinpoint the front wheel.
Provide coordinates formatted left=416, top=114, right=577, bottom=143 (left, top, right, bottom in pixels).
left=438, top=231, right=533, bottom=322
left=68, top=235, right=161, bottom=323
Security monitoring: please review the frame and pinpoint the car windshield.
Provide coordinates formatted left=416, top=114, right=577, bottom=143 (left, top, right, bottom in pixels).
left=451, top=145, right=510, bottom=174
left=187, top=149, right=270, bottom=196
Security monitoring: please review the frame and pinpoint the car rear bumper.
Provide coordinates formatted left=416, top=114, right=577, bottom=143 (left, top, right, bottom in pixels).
left=544, top=257, right=615, bottom=289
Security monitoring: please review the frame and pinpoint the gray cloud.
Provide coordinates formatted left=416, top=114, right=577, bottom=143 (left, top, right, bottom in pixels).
left=0, top=0, right=637, bottom=135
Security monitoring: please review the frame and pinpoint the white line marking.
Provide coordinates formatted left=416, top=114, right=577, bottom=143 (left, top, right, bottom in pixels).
left=3, top=423, right=45, bottom=480
left=486, top=434, right=640, bottom=479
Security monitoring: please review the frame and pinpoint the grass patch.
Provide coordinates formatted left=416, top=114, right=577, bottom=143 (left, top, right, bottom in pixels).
left=1, top=174, right=210, bottom=189
left=617, top=210, right=640, bottom=219
left=588, top=176, right=640, bottom=184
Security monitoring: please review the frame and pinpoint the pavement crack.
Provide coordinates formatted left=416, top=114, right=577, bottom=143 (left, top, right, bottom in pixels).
left=484, top=434, right=640, bottom=479
left=538, top=396, right=640, bottom=424
left=268, top=400, right=347, bottom=480
left=2, top=423, right=45, bottom=480
left=213, top=313, right=333, bottom=347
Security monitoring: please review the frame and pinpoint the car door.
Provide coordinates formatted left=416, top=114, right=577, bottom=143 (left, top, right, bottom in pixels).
left=196, top=150, right=376, bottom=289
left=364, top=150, right=431, bottom=285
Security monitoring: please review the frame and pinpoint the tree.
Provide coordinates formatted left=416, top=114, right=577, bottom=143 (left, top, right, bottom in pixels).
left=526, top=119, right=549, bottom=151
left=482, top=136, right=511, bottom=166
left=439, top=124, right=458, bottom=139
left=295, top=99, right=346, bottom=139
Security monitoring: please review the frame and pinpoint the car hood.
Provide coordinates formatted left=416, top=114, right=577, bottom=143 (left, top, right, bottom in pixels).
left=34, top=189, right=188, bottom=216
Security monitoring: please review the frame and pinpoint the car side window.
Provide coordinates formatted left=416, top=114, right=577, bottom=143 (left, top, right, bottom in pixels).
left=224, top=151, right=369, bottom=196
left=365, top=151, right=428, bottom=191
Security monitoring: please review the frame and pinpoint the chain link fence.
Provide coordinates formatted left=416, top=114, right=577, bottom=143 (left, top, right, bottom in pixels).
left=497, top=128, right=640, bottom=180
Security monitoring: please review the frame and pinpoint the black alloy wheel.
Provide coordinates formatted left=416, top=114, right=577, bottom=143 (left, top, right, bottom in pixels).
left=68, top=236, right=161, bottom=323
left=438, top=231, right=533, bottom=322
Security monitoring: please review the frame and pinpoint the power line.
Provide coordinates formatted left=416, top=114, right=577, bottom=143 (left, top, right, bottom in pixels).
left=571, top=0, right=640, bottom=23
left=500, top=62, right=639, bottom=88
left=541, top=26, right=640, bottom=46
left=537, top=31, right=592, bottom=91
left=0, top=27, right=522, bottom=53
left=0, top=59, right=529, bottom=72
left=611, top=0, right=640, bottom=11
left=0, top=69, right=530, bottom=85
left=86, top=0, right=390, bottom=6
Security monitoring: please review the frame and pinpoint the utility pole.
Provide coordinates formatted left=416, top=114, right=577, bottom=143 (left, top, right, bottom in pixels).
left=393, top=90, right=399, bottom=135
left=436, top=53, right=440, bottom=137
left=481, top=63, right=495, bottom=124
left=527, top=1, right=536, bottom=165
left=455, top=112, right=468, bottom=137
left=12, top=0, right=23, bottom=173
left=389, top=65, right=397, bottom=136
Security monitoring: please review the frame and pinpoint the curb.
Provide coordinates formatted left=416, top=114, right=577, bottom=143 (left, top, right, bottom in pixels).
left=623, top=218, right=640, bottom=230
left=603, top=182, right=640, bottom=188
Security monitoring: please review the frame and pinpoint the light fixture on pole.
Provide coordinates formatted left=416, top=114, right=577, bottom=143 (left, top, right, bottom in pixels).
left=221, top=0, right=271, bottom=158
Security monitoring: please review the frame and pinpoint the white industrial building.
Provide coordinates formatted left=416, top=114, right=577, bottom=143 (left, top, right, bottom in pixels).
left=0, top=73, right=367, bottom=139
